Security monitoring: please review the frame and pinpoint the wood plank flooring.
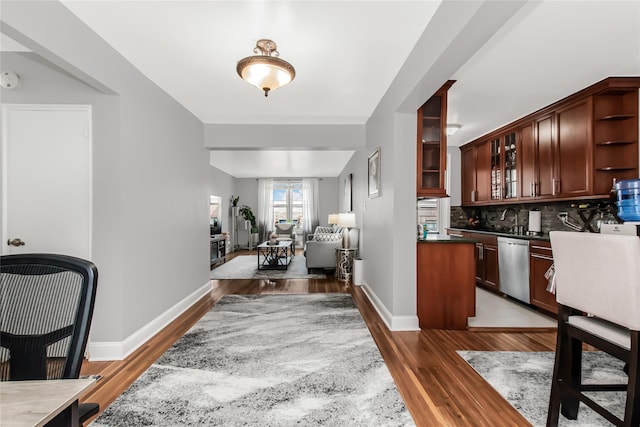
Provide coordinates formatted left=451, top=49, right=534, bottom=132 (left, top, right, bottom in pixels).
left=80, top=250, right=557, bottom=426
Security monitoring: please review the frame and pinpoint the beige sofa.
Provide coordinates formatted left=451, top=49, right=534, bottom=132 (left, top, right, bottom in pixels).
left=304, top=226, right=359, bottom=273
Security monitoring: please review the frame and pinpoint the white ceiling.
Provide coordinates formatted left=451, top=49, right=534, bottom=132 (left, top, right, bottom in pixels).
left=4, top=1, right=639, bottom=178
left=59, top=0, right=440, bottom=124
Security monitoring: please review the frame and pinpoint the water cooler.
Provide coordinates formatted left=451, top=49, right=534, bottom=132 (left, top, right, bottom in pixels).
left=601, top=178, right=640, bottom=236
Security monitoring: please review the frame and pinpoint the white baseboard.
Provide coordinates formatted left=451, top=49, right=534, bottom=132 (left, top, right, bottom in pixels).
left=359, top=280, right=420, bottom=331
left=88, top=281, right=212, bottom=361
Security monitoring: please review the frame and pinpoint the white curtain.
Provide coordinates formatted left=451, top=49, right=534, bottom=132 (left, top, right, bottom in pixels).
left=257, top=179, right=274, bottom=241
left=302, top=178, right=319, bottom=236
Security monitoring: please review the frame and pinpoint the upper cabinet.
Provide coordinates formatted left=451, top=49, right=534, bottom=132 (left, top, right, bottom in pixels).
left=461, top=77, right=640, bottom=206
left=417, top=80, right=455, bottom=197
left=461, top=140, right=491, bottom=204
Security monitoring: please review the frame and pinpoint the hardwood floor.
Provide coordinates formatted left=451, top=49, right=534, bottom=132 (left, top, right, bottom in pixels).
left=80, top=250, right=556, bottom=426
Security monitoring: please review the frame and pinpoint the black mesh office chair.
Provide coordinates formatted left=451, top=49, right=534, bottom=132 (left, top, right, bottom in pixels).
left=0, top=253, right=99, bottom=425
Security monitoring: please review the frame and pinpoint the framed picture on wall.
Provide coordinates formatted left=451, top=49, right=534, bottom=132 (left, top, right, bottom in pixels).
left=368, top=147, right=380, bottom=198
left=344, top=173, right=352, bottom=211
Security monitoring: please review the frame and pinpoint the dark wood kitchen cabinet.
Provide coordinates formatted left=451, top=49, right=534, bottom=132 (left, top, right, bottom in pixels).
left=529, top=240, right=558, bottom=315
left=519, top=122, right=536, bottom=201
left=449, top=230, right=499, bottom=292
left=461, top=146, right=476, bottom=205
left=534, top=114, right=556, bottom=199
left=417, top=240, right=475, bottom=329
left=460, top=77, right=640, bottom=206
left=461, top=140, right=491, bottom=204
left=555, top=98, right=592, bottom=198
left=488, top=129, right=518, bottom=202
left=475, top=235, right=499, bottom=292
left=417, top=80, right=455, bottom=197
left=519, top=104, right=588, bottom=201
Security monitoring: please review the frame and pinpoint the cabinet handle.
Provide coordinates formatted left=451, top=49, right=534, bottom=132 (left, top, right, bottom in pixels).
left=471, top=190, right=476, bottom=203
left=552, top=179, right=557, bottom=196
left=530, top=182, right=533, bottom=198
left=476, top=243, right=483, bottom=260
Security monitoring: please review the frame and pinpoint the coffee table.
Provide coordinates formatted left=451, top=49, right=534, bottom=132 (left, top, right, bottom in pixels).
left=257, top=240, right=293, bottom=270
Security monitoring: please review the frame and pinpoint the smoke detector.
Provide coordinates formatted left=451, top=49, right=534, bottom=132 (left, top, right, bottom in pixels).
left=1, top=71, right=21, bottom=89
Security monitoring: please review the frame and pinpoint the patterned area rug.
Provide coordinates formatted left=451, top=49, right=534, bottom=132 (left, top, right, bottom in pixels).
left=210, top=255, right=326, bottom=280
left=92, top=294, right=414, bottom=426
left=458, top=351, right=627, bottom=426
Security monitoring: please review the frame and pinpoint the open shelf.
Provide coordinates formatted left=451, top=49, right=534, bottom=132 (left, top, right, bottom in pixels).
left=597, top=114, right=635, bottom=121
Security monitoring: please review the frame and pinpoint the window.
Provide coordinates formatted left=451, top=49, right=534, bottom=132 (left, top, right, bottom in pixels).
left=273, top=181, right=303, bottom=225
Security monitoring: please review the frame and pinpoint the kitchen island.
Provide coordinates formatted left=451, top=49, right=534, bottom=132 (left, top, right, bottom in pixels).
left=417, top=235, right=476, bottom=329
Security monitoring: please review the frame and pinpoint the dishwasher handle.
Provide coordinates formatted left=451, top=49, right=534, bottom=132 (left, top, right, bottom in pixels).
left=498, top=237, right=529, bottom=247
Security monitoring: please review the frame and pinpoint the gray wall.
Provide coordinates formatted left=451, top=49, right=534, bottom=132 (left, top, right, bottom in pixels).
left=318, top=178, right=339, bottom=229
left=447, top=146, right=462, bottom=207
left=359, top=1, right=526, bottom=327
left=209, top=165, right=236, bottom=250
left=2, top=3, right=211, bottom=351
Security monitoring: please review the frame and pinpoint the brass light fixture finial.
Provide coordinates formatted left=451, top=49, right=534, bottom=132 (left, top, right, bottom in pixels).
left=237, top=39, right=296, bottom=97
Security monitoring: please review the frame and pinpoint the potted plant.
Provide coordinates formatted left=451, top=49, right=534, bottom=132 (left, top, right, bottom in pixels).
left=239, top=205, right=259, bottom=245
left=230, top=195, right=240, bottom=216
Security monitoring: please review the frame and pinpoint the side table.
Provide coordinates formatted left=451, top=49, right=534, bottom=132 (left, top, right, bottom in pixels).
left=336, top=248, right=358, bottom=282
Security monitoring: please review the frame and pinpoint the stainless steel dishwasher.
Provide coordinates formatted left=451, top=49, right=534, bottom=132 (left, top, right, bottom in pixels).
left=497, top=237, right=530, bottom=304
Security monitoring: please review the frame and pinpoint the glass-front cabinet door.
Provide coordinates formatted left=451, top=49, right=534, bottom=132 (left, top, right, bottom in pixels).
left=417, top=80, right=455, bottom=197
left=489, top=130, right=518, bottom=202
left=490, top=138, right=501, bottom=200
left=503, top=131, right=517, bottom=199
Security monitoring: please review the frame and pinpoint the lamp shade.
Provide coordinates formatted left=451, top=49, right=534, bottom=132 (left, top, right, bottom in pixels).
left=328, top=213, right=339, bottom=225
left=337, top=212, right=356, bottom=228
left=237, top=39, right=295, bottom=97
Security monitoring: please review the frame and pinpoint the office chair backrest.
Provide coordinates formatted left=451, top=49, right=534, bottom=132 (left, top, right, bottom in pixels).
left=549, top=231, right=640, bottom=331
left=0, top=253, right=98, bottom=381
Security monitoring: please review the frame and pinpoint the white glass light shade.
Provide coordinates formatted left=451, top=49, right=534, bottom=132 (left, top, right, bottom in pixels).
left=237, top=56, right=294, bottom=96
left=328, top=213, right=339, bottom=225
left=337, top=212, right=356, bottom=228
left=237, top=39, right=295, bottom=97
left=446, top=124, right=461, bottom=136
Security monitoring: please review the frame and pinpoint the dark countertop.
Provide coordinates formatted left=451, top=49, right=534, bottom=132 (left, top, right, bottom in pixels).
left=417, top=235, right=478, bottom=243
left=447, top=227, right=550, bottom=241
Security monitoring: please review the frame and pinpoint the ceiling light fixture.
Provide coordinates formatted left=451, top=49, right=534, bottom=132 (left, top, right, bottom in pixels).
left=236, top=39, right=295, bottom=97
left=446, top=124, right=461, bottom=136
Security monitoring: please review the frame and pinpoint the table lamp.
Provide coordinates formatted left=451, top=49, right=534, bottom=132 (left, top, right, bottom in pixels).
left=328, top=213, right=339, bottom=227
left=338, top=212, right=356, bottom=248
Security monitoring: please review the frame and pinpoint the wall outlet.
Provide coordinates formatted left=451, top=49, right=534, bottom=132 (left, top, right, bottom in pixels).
left=558, top=212, right=568, bottom=221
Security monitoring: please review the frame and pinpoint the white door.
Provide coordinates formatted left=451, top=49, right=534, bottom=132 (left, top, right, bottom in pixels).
left=1, top=104, right=92, bottom=258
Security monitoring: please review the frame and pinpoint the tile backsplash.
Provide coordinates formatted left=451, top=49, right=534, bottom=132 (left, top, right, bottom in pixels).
left=451, top=200, right=618, bottom=233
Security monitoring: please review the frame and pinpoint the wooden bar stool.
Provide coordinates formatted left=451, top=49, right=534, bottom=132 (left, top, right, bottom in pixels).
left=547, top=231, right=640, bottom=426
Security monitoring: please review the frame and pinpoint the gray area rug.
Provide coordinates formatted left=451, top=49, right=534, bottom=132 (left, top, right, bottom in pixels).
left=458, top=351, right=627, bottom=426
left=93, top=294, right=414, bottom=426
left=210, top=255, right=326, bottom=280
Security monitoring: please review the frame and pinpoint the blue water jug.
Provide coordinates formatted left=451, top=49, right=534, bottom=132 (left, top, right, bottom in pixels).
left=616, top=179, right=640, bottom=221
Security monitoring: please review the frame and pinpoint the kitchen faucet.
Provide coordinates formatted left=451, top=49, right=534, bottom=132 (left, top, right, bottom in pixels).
left=500, top=207, right=520, bottom=233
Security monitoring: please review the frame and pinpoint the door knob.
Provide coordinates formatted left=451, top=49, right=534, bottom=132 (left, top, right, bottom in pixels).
left=7, top=238, right=25, bottom=247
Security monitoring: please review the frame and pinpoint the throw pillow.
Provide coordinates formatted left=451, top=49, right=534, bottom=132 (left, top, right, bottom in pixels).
left=314, top=232, right=343, bottom=242
left=314, top=226, right=335, bottom=235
